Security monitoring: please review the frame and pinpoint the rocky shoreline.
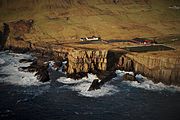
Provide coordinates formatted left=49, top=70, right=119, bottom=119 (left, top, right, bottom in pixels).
left=0, top=19, right=180, bottom=89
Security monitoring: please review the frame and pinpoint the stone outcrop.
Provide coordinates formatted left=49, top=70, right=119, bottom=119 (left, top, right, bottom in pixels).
left=67, top=49, right=108, bottom=74
left=88, top=79, right=101, bottom=91
left=0, top=19, right=34, bottom=52
left=1, top=19, right=179, bottom=86
left=8, top=19, right=34, bottom=40
left=122, top=73, right=136, bottom=81
left=88, top=71, right=117, bottom=91
left=116, top=55, right=134, bottom=71
left=116, top=53, right=180, bottom=86
left=0, top=23, right=10, bottom=49
left=122, top=73, right=144, bottom=83
left=18, top=58, right=50, bottom=82
left=35, top=64, right=50, bottom=82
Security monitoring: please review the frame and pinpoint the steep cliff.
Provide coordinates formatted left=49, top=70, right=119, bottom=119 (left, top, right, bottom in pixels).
left=0, top=1, right=180, bottom=86
left=67, top=49, right=107, bottom=74
left=116, top=52, right=180, bottom=86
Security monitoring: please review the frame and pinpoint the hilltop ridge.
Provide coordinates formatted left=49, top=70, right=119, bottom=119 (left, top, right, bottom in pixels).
left=0, top=0, right=180, bottom=43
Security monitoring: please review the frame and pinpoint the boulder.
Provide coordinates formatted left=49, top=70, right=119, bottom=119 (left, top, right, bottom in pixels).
left=52, top=61, right=62, bottom=71
left=18, top=59, right=37, bottom=72
left=122, top=73, right=138, bottom=82
left=18, top=67, right=29, bottom=72
left=67, top=72, right=87, bottom=80
left=35, top=65, right=50, bottom=82
left=19, top=59, right=34, bottom=63
left=18, top=65, right=37, bottom=73
left=88, top=79, right=100, bottom=91
left=98, top=71, right=116, bottom=86
left=18, top=58, right=50, bottom=82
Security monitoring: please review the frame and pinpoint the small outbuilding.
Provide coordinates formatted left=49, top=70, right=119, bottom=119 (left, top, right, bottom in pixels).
left=131, top=38, right=157, bottom=45
left=80, top=36, right=101, bottom=41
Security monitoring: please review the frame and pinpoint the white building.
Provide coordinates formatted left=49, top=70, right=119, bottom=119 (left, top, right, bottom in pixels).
left=80, top=36, right=101, bottom=41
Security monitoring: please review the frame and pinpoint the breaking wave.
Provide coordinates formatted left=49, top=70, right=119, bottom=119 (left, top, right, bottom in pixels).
left=0, top=58, right=5, bottom=65
left=0, top=51, right=46, bottom=86
left=57, top=74, right=119, bottom=97
left=0, top=51, right=179, bottom=98
left=57, top=70, right=180, bottom=98
left=0, top=51, right=51, bottom=101
left=115, top=70, right=180, bottom=92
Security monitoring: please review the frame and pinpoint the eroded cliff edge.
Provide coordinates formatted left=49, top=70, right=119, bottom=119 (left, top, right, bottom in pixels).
left=116, top=53, right=180, bottom=86
left=0, top=19, right=180, bottom=86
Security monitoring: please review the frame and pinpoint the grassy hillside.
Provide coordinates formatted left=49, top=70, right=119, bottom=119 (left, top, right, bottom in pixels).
left=0, top=0, right=180, bottom=43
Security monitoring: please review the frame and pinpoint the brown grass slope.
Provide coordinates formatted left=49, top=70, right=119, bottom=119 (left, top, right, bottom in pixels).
left=0, top=0, right=180, bottom=43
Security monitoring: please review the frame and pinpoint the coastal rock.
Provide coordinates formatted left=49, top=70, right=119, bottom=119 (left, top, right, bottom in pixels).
left=88, top=71, right=117, bottom=91
left=67, top=72, right=87, bottom=80
left=0, top=0, right=179, bottom=88
left=98, top=71, right=117, bottom=85
left=88, top=79, right=100, bottom=91
left=2, top=19, right=34, bottom=51
left=0, top=23, right=10, bottom=48
left=67, top=49, right=108, bottom=75
left=9, top=19, right=34, bottom=38
left=29, top=59, right=51, bottom=82
left=19, top=59, right=34, bottom=63
left=116, top=54, right=180, bottom=86
left=18, top=58, right=50, bottom=82
left=1, top=19, right=179, bottom=86
left=18, top=59, right=37, bottom=72
left=122, top=73, right=137, bottom=81
left=52, top=61, right=63, bottom=71
left=35, top=64, right=50, bottom=82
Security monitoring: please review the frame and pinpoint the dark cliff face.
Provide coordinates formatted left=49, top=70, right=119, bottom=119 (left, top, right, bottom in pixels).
left=67, top=49, right=108, bottom=74
left=9, top=19, right=34, bottom=39
left=0, top=23, right=10, bottom=48
left=0, top=20, right=34, bottom=51
left=0, top=1, right=180, bottom=86
left=115, top=54, right=180, bottom=86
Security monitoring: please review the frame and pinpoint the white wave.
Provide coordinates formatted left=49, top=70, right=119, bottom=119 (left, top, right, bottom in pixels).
left=0, top=52, right=48, bottom=99
left=0, top=58, right=5, bottom=65
left=57, top=73, right=98, bottom=84
left=48, top=60, right=67, bottom=74
left=1, top=72, right=39, bottom=86
left=72, top=83, right=119, bottom=98
left=123, top=80, right=180, bottom=92
left=48, top=61, right=56, bottom=70
left=0, top=52, right=45, bottom=86
left=57, top=73, right=119, bottom=97
left=115, top=70, right=180, bottom=92
left=57, top=77, right=85, bottom=84
left=115, top=70, right=134, bottom=77
left=59, top=61, right=67, bottom=73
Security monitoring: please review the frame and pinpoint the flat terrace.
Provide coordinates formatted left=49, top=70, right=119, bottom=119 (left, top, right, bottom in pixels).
left=123, top=45, right=175, bottom=53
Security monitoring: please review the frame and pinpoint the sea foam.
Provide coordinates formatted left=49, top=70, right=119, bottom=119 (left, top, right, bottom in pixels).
left=0, top=52, right=45, bottom=86
left=57, top=73, right=119, bottom=97
left=0, top=58, right=5, bottom=65
left=115, top=70, right=180, bottom=92
left=1, top=51, right=179, bottom=99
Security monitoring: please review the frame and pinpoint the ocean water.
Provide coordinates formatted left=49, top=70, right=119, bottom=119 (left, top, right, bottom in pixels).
left=0, top=51, right=180, bottom=120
